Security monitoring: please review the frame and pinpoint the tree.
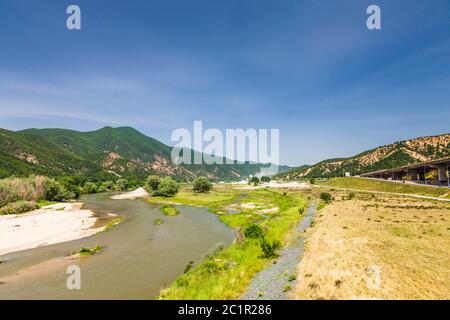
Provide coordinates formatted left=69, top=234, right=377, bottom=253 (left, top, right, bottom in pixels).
left=261, top=176, right=271, bottom=183
left=145, top=175, right=161, bottom=192
left=153, top=177, right=179, bottom=197
left=58, top=176, right=81, bottom=198
left=192, top=176, right=212, bottom=193
left=83, top=182, right=98, bottom=194
left=250, top=176, right=260, bottom=186
left=115, top=179, right=128, bottom=191
left=44, top=178, right=67, bottom=201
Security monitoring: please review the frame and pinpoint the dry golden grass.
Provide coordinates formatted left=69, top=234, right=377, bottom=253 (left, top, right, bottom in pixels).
left=292, top=191, right=450, bottom=300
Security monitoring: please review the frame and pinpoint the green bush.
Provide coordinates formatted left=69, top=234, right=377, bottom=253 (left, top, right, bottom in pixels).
left=0, top=201, right=39, bottom=215
left=145, top=175, right=161, bottom=192
left=160, top=205, right=180, bottom=216
left=115, top=179, right=128, bottom=191
left=58, top=176, right=81, bottom=198
left=192, top=176, right=212, bottom=193
left=244, top=224, right=265, bottom=239
left=320, top=192, right=332, bottom=204
left=153, top=177, right=179, bottom=197
left=83, top=182, right=98, bottom=194
left=261, top=176, right=271, bottom=183
left=101, top=181, right=115, bottom=191
left=260, top=238, right=281, bottom=258
left=44, top=178, right=67, bottom=201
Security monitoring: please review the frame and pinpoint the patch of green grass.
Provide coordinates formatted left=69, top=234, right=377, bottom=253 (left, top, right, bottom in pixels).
left=157, top=186, right=306, bottom=299
left=318, top=177, right=450, bottom=198
left=283, top=284, right=292, bottom=292
left=36, top=200, right=57, bottom=207
left=317, top=202, right=326, bottom=210
left=102, top=217, right=124, bottom=232
left=154, top=218, right=164, bottom=225
left=72, top=245, right=103, bottom=257
left=388, top=226, right=416, bottom=238
left=160, top=205, right=180, bottom=216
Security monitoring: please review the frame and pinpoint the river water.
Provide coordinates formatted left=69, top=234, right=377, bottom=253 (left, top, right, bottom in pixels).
left=0, top=193, right=234, bottom=299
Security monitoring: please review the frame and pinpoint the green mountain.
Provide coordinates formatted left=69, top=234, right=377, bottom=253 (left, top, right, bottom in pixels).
left=0, top=126, right=287, bottom=181
left=277, top=133, right=450, bottom=179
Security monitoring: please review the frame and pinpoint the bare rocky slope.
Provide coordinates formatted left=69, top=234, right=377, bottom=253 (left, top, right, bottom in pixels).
left=278, top=133, right=450, bottom=179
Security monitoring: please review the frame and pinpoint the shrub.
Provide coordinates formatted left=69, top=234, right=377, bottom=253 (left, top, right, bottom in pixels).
left=260, top=238, right=281, bottom=258
left=44, top=179, right=67, bottom=201
left=0, top=176, right=47, bottom=207
left=115, top=179, right=128, bottom=191
left=160, top=205, right=180, bottom=216
left=192, top=176, right=212, bottom=193
left=83, top=182, right=98, bottom=194
left=0, top=201, right=39, bottom=215
left=283, top=284, right=292, bottom=292
left=320, top=192, right=332, bottom=204
left=309, top=178, right=315, bottom=185
left=0, top=176, right=77, bottom=213
left=244, top=224, right=265, bottom=239
left=298, top=206, right=305, bottom=215
left=96, top=183, right=108, bottom=193
left=202, top=260, right=224, bottom=274
left=348, top=191, right=355, bottom=200
left=153, top=177, right=179, bottom=197
left=145, top=175, right=161, bottom=192
left=261, top=176, right=271, bottom=183
left=101, top=181, right=114, bottom=191
left=317, top=202, right=326, bottom=210
left=58, top=176, right=81, bottom=198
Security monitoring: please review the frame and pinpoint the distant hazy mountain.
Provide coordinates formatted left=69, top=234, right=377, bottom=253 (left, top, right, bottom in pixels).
left=277, top=133, right=450, bottom=179
left=0, top=126, right=289, bottom=181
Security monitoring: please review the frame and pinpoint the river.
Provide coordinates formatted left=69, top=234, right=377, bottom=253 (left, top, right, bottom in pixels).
left=0, top=193, right=235, bottom=299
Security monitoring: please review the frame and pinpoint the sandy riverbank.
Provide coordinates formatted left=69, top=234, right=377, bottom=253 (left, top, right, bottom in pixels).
left=110, top=187, right=149, bottom=200
left=0, top=203, right=102, bottom=257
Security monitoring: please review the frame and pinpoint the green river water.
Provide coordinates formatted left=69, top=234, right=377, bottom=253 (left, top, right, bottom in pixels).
left=0, top=193, right=234, bottom=299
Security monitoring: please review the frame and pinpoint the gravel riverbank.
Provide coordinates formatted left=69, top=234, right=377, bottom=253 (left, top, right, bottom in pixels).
left=242, top=204, right=317, bottom=300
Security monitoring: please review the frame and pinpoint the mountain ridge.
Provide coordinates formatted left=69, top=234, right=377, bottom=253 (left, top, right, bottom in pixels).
left=278, top=133, right=450, bottom=179
left=0, top=126, right=289, bottom=181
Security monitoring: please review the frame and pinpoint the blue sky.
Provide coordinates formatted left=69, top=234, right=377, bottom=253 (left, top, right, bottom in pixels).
left=0, top=0, right=449, bottom=166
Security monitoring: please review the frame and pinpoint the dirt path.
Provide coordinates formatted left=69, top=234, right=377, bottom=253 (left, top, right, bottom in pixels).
left=241, top=205, right=317, bottom=300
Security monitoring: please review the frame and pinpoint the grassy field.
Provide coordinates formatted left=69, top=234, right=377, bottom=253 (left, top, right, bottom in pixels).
left=317, top=177, right=450, bottom=199
left=292, top=190, right=450, bottom=299
left=146, top=185, right=307, bottom=299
